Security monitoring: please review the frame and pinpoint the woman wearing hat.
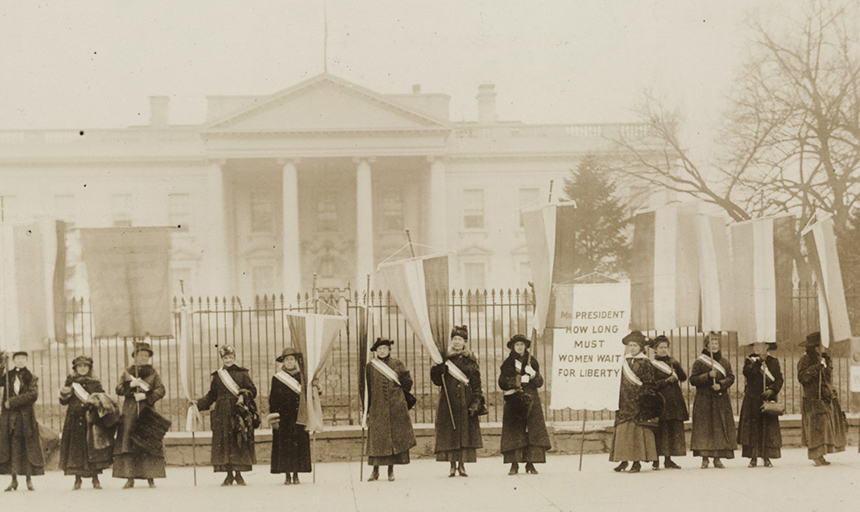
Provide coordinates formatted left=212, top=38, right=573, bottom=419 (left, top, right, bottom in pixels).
left=499, top=334, right=551, bottom=475
left=431, top=325, right=485, bottom=477
left=0, top=351, right=45, bottom=491
left=689, top=332, right=736, bottom=468
left=797, top=331, right=847, bottom=466
left=113, top=342, right=167, bottom=488
left=365, top=338, right=417, bottom=482
left=269, top=347, right=312, bottom=484
left=737, top=342, right=783, bottom=467
left=193, top=345, right=257, bottom=486
left=651, top=335, right=687, bottom=469
left=610, top=331, right=659, bottom=473
left=59, top=355, right=111, bottom=489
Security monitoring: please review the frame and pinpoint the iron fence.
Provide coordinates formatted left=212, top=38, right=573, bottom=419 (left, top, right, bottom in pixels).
left=26, top=282, right=860, bottom=434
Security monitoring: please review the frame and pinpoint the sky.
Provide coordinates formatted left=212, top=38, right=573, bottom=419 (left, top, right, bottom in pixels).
left=0, top=0, right=782, bottom=156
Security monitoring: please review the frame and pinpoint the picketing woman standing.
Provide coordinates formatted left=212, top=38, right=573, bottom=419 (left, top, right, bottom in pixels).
left=0, top=351, right=45, bottom=491
left=650, top=335, right=687, bottom=469
left=797, top=331, right=847, bottom=466
left=269, top=347, right=312, bottom=484
left=689, top=332, right=736, bottom=468
left=737, top=342, right=782, bottom=467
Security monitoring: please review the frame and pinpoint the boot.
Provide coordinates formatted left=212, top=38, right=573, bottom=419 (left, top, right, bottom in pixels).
left=147, top=478, right=156, bottom=488
left=284, top=474, right=293, bottom=485
left=664, top=457, right=681, bottom=469
left=525, top=463, right=538, bottom=475
left=628, top=461, right=641, bottom=473
left=5, top=476, right=17, bottom=492
left=122, top=478, right=135, bottom=489
left=448, top=462, right=457, bottom=478
left=387, top=466, right=395, bottom=482
left=292, top=472, right=300, bottom=484
left=701, top=457, right=709, bottom=469
left=234, top=472, right=245, bottom=486
left=73, top=476, right=83, bottom=491
left=748, top=458, right=757, bottom=468
left=509, top=462, right=519, bottom=475
left=222, top=471, right=234, bottom=486
left=763, top=458, right=773, bottom=468
left=368, top=466, right=379, bottom=482
left=457, top=462, right=468, bottom=477
left=713, top=458, right=725, bottom=469
left=25, top=476, right=34, bottom=491
left=613, top=461, right=628, bottom=472
left=92, top=476, right=102, bottom=489
left=652, top=460, right=660, bottom=470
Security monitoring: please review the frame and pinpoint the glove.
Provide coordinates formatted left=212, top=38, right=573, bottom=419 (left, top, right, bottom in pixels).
left=134, top=393, right=147, bottom=402
left=525, top=366, right=536, bottom=377
left=521, top=374, right=531, bottom=385
left=434, top=362, right=448, bottom=374
left=761, top=389, right=774, bottom=401
left=468, top=401, right=480, bottom=417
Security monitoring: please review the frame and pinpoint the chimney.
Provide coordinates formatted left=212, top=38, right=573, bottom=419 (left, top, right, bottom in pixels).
left=412, top=84, right=422, bottom=95
left=149, top=96, right=170, bottom=127
left=476, top=83, right=497, bottom=124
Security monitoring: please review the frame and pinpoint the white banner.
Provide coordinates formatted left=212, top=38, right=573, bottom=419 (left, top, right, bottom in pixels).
left=549, top=282, right=630, bottom=411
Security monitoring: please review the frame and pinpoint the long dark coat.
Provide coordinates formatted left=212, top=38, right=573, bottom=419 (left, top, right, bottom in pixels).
left=615, top=355, right=658, bottom=426
left=797, top=351, right=847, bottom=455
left=59, top=374, right=113, bottom=475
left=0, top=367, right=45, bottom=475
left=689, top=351, right=736, bottom=457
left=196, top=365, right=257, bottom=470
left=431, top=351, right=484, bottom=454
left=652, top=355, right=688, bottom=422
left=498, top=351, right=550, bottom=454
left=737, top=354, right=782, bottom=457
left=114, top=365, right=166, bottom=460
left=269, top=371, right=311, bottom=473
left=365, top=357, right=417, bottom=459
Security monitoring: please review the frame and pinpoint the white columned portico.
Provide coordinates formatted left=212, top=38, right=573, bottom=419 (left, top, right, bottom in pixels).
left=355, top=157, right=375, bottom=281
left=204, top=160, right=229, bottom=296
left=281, top=158, right=302, bottom=301
left=428, top=156, right=447, bottom=250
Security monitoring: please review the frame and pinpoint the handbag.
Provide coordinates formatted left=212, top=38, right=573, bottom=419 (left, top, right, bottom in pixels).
left=761, top=400, right=784, bottom=416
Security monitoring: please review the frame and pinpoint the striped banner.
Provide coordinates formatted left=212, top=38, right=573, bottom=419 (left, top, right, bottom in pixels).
left=802, top=214, right=851, bottom=346
left=697, top=214, right=734, bottom=332
left=630, top=203, right=700, bottom=331
left=730, top=215, right=795, bottom=346
left=376, top=253, right=450, bottom=364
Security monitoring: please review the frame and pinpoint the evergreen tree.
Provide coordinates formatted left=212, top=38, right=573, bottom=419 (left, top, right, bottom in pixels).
left=562, top=154, right=630, bottom=277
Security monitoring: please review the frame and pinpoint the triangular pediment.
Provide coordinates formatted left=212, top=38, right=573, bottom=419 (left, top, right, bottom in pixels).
left=205, top=74, right=449, bottom=133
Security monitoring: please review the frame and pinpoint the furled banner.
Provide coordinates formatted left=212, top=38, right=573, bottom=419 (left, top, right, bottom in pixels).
left=375, top=253, right=450, bottom=364
left=630, top=203, right=700, bottom=331
left=522, top=202, right=578, bottom=333
left=80, top=227, right=171, bottom=338
left=730, top=215, right=795, bottom=346
left=287, top=312, right=347, bottom=433
left=696, top=214, right=734, bottom=332
left=549, top=282, right=629, bottom=411
left=802, top=214, right=851, bottom=347
left=357, top=303, right=374, bottom=427
left=0, top=220, right=60, bottom=352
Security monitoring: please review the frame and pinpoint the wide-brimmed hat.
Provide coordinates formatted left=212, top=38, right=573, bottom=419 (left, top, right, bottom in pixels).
left=218, top=345, right=235, bottom=358
left=276, top=346, right=302, bottom=362
left=72, top=355, right=94, bottom=368
left=799, top=331, right=821, bottom=348
left=507, top=334, right=531, bottom=350
left=450, top=325, right=469, bottom=341
left=622, top=331, right=649, bottom=348
left=652, top=335, right=670, bottom=347
left=131, top=342, right=153, bottom=357
left=371, top=338, right=394, bottom=352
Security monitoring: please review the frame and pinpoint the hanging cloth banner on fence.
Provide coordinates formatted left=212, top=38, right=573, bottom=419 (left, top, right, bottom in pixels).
left=375, top=253, right=450, bottom=364
left=80, top=227, right=172, bottom=338
left=802, top=214, right=851, bottom=347
left=287, top=312, right=347, bottom=433
left=177, top=295, right=197, bottom=434
left=357, top=303, right=374, bottom=428
left=696, top=214, right=734, bottom=332
left=730, top=215, right=795, bottom=346
left=630, top=203, right=700, bottom=332
left=549, top=282, right=629, bottom=411
left=0, top=220, right=58, bottom=352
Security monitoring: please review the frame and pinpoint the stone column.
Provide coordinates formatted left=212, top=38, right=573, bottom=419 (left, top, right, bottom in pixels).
left=203, top=161, right=230, bottom=296
left=281, top=159, right=302, bottom=302
left=428, top=156, right=447, bottom=250
left=354, top=157, right=375, bottom=281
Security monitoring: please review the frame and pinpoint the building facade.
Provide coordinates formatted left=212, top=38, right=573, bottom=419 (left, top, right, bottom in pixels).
left=0, top=73, right=662, bottom=300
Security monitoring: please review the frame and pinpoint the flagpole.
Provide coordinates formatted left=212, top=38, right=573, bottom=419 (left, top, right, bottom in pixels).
left=360, top=273, right=370, bottom=482
left=578, top=410, right=586, bottom=472
left=405, top=229, right=456, bottom=430
left=180, top=280, right=198, bottom=487
left=312, top=276, right=318, bottom=485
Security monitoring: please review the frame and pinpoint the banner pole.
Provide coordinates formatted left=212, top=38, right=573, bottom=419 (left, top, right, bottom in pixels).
left=579, top=410, right=586, bottom=472
left=312, top=433, right=317, bottom=484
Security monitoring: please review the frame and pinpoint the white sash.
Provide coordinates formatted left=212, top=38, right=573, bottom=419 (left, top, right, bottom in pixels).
left=622, top=357, right=643, bottom=387
left=651, top=360, right=677, bottom=379
left=217, top=368, right=241, bottom=397
left=274, top=371, right=302, bottom=394
left=129, top=371, right=150, bottom=392
left=370, top=359, right=402, bottom=386
left=762, top=361, right=776, bottom=384
left=445, top=360, right=470, bottom=385
left=71, top=382, right=90, bottom=403
left=697, top=354, right=727, bottom=378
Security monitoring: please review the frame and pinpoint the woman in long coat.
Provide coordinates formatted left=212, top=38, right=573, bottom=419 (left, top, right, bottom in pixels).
left=59, top=355, right=112, bottom=489
left=651, top=335, right=687, bottom=469
left=431, top=325, right=484, bottom=477
left=498, top=334, right=550, bottom=475
left=0, top=351, right=45, bottom=492
left=113, top=342, right=167, bottom=489
left=610, top=331, right=659, bottom=473
left=797, top=331, right=847, bottom=466
left=195, top=345, right=257, bottom=486
left=269, top=347, right=312, bottom=484
left=365, top=338, right=417, bottom=482
left=689, top=332, right=736, bottom=468
left=737, top=342, right=782, bottom=467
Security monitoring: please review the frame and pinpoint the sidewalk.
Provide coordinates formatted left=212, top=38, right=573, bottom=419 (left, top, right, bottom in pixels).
left=4, top=448, right=860, bottom=511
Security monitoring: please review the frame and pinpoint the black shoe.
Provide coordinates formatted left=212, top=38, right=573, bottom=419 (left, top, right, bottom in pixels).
left=701, top=458, right=709, bottom=469
left=122, top=479, right=134, bottom=489
left=5, top=478, right=17, bottom=492
left=508, top=463, right=519, bottom=475
left=664, top=460, right=682, bottom=469
left=748, top=458, right=757, bottom=468
left=713, top=458, right=725, bottom=469
left=458, top=465, right=468, bottom=477
left=525, top=463, right=538, bottom=475
left=292, top=473, right=300, bottom=485
left=284, top=474, right=292, bottom=485
left=628, top=462, right=641, bottom=473
left=652, top=461, right=660, bottom=470
left=73, top=477, right=82, bottom=490
left=221, top=474, right=234, bottom=486
left=813, top=456, right=830, bottom=467
left=147, top=478, right=156, bottom=488
left=92, top=476, right=102, bottom=489
left=25, top=477, right=34, bottom=491
left=368, top=467, right=379, bottom=482
left=234, top=473, right=245, bottom=486
left=448, top=465, right=457, bottom=478
left=388, top=468, right=395, bottom=482
left=613, top=461, right=628, bottom=472
left=763, top=458, right=773, bottom=468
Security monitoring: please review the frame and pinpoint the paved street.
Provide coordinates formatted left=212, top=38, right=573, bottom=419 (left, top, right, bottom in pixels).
left=4, top=448, right=860, bottom=512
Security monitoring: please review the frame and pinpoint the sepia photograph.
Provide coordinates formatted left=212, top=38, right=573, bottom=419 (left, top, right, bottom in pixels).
left=1, top=1, right=859, bottom=510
